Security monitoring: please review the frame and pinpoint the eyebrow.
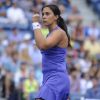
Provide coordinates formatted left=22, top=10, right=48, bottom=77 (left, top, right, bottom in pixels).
left=42, top=11, right=50, bottom=13
left=42, top=12, right=50, bottom=15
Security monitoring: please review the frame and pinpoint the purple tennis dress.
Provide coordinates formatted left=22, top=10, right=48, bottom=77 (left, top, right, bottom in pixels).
left=35, top=27, right=70, bottom=100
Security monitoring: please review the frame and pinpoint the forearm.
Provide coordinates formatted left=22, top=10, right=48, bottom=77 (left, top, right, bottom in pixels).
left=34, top=29, right=47, bottom=49
left=32, top=14, right=47, bottom=49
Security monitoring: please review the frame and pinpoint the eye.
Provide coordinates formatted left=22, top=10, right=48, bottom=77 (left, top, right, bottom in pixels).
left=42, top=13, right=44, bottom=16
left=42, top=12, right=50, bottom=16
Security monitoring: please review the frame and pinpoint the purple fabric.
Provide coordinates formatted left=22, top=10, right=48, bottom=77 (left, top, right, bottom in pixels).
left=35, top=26, right=70, bottom=100
left=35, top=71, right=70, bottom=100
left=35, top=46, right=70, bottom=100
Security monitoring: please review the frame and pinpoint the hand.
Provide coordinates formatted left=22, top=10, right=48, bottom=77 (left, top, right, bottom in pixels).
left=32, top=14, right=40, bottom=23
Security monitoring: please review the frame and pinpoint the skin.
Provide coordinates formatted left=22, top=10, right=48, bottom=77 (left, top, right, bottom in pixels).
left=32, top=7, right=68, bottom=50
left=33, top=7, right=69, bottom=100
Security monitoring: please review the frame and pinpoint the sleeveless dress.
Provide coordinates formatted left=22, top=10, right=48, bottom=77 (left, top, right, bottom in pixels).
left=35, top=27, right=70, bottom=100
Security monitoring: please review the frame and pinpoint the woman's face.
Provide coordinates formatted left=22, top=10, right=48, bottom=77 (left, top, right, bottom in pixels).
left=42, top=7, right=58, bottom=26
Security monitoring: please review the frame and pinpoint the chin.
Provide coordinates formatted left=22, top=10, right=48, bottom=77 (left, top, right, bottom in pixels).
left=43, top=23, right=50, bottom=27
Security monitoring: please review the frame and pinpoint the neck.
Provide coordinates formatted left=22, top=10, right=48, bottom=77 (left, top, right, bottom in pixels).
left=48, top=23, right=58, bottom=32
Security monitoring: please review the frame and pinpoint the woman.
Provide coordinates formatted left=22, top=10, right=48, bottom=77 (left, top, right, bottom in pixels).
left=32, top=4, right=71, bottom=100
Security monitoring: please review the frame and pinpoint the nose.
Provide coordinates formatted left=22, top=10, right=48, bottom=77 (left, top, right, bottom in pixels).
left=42, top=14, right=47, bottom=19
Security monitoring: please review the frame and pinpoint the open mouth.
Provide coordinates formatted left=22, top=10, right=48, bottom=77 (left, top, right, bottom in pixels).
left=43, top=21, right=47, bottom=24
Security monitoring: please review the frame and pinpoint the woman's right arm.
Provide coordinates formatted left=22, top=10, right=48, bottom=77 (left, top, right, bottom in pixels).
left=32, top=14, right=63, bottom=50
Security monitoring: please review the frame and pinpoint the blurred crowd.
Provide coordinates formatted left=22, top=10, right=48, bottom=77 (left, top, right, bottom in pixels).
left=0, top=0, right=100, bottom=100
left=85, top=0, right=100, bottom=19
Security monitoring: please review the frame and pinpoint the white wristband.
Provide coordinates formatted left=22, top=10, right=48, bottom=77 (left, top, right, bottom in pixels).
left=32, top=22, right=41, bottom=30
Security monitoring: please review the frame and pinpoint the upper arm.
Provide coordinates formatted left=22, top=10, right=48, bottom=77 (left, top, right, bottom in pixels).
left=42, top=30, right=63, bottom=49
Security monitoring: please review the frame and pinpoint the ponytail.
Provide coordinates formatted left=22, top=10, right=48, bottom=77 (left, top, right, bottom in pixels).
left=42, top=5, right=71, bottom=47
left=57, top=16, right=71, bottom=47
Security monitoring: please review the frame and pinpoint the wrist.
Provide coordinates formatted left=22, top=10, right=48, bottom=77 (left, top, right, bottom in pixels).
left=32, top=22, right=41, bottom=30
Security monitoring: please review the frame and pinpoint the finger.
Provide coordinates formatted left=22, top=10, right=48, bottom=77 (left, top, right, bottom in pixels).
left=33, top=14, right=40, bottom=17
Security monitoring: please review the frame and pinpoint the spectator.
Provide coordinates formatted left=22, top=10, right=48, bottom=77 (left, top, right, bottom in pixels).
left=85, top=76, right=100, bottom=99
left=1, top=43, right=16, bottom=72
left=59, top=0, right=71, bottom=10
left=0, top=27, right=7, bottom=40
left=19, top=33, right=33, bottom=64
left=17, top=0, right=33, bottom=12
left=23, top=70, right=39, bottom=100
left=10, top=50, right=20, bottom=73
left=4, top=0, right=12, bottom=9
left=71, top=21, right=85, bottom=41
left=32, top=40, right=43, bottom=85
left=14, top=61, right=29, bottom=88
left=0, top=1, right=6, bottom=17
left=19, top=46, right=33, bottom=64
left=32, top=40, right=42, bottom=67
left=0, top=1, right=10, bottom=24
left=6, top=2, right=28, bottom=25
left=1, top=70, right=19, bottom=100
left=58, top=4, right=69, bottom=21
left=83, top=35, right=100, bottom=56
left=78, top=52, right=92, bottom=73
left=43, top=0, right=59, bottom=5
left=8, top=27, right=22, bottom=43
left=80, top=73, right=93, bottom=95
left=85, top=21, right=100, bottom=39
left=67, top=5, right=83, bottom=25
left=70, top=67, right=80, bottom=93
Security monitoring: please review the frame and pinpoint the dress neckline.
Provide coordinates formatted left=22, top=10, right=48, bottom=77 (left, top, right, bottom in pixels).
left=47, top=25, right=59, bottom=37
left=50, top=25, right=59, bottom=32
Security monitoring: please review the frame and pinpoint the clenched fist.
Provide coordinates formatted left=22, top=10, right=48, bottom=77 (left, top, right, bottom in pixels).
left=32, top=14, right=40, bottom=23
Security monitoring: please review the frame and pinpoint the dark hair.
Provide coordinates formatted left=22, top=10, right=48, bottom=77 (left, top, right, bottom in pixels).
left=42, top=4, right=71, bottom=47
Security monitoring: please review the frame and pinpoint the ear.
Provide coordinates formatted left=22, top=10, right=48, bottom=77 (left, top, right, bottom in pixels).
left=55, top=15, right=59, bottom=21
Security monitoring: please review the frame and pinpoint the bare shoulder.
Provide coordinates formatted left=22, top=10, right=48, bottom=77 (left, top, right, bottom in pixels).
left=55, top=27, right=68, bottom=47
left=51, top=27, right=66, bottom=37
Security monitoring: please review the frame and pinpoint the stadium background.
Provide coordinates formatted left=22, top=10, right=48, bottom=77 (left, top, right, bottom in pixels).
left=0, top=0, right=100, bottom=100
